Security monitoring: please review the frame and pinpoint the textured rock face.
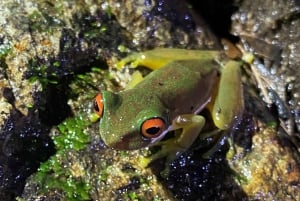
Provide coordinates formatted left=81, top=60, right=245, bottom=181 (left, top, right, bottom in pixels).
left=231, top=0, right=300, bottom=134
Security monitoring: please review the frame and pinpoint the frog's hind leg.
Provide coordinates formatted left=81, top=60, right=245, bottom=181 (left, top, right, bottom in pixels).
left=115, top=48, right=219, bottom=70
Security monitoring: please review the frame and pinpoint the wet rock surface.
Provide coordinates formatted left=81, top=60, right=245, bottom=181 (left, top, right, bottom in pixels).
left=231, top=0, right=300, bottom=137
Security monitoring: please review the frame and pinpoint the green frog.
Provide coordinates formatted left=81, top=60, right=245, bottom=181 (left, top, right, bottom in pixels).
left=94, top=48, right=245, bottom=166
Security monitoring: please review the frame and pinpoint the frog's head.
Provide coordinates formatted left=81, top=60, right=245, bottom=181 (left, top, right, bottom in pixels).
left=94, top=91, right=169, bottom=150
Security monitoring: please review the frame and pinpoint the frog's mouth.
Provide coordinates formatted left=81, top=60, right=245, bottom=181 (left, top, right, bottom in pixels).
left=109, top=132, right=151, bottom=150
left=109, top=126, right=172, bottom=150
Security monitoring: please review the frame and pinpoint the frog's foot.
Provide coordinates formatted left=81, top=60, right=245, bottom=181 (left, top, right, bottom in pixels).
left=146, top=138, right=186, bottom=165
left=115, top=53, right=144, bottom=70
left=242, top=52, right=255, bottom=65
left=139, top=138, right=186, bottom=176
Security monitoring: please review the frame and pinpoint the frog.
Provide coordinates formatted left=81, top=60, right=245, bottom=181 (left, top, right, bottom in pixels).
left=94, top=48, right=246, bottom=168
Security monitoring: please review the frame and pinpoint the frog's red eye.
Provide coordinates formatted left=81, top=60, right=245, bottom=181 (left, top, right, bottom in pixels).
left=94, top=93, right=104, bottom=117
left=141, top=117, right=166, bottom=139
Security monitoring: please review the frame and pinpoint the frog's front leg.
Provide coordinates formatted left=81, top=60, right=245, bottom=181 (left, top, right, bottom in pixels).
left=140, top=114, right=205, bottom=169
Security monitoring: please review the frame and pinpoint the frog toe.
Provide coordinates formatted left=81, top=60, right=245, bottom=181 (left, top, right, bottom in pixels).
left=141, top=139, right=185, bottom=170
left=115, top=53, right=142, bottom=69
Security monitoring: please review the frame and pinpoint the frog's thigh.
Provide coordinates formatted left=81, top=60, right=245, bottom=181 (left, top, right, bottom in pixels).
left=212, top=60, right=244, bottom=129
left=171, top=114, right=206, bottom=149
left=135, top=49, right=218, bottom=70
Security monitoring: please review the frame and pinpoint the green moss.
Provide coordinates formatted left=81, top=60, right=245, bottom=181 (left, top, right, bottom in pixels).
left=266, top=121, right=278, bottom=128
left=55, top=116, right=90, bottom=150
left=27, top=59, right=60, bottom=88
left=53, top=61, right=60, bottom=68
left=34, top=114, right=91, bottom=201
left=0, top=42, right=11, bottom=69
left=68, top=66, right=108, bottom=99
left=0, top=43, right=11, bottom=60
left=128, top=192, right=139, bottom=200
left=28, top=10, right=64, bottom=33
left=83, top=25, right=108, bottom=39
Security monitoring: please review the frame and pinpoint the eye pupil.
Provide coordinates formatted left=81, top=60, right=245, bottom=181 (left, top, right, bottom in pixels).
left=146, top=127, right=161, bottom=135
left=94, top=99, right=99, bottom=112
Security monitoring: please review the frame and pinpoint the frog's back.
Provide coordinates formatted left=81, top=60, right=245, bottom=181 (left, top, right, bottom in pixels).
left=135, top=59, right=219, bottom=115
